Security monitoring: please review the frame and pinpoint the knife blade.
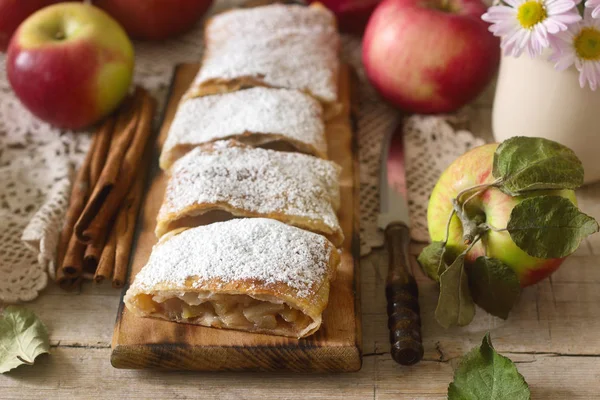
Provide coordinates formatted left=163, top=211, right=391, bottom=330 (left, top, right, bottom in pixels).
left=377, top=121, right=424, bottom=366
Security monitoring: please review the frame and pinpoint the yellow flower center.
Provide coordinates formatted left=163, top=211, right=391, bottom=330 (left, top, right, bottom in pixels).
left=517, top=1, right=547, bottom=29
left=574, top=28, right=600, bottom=61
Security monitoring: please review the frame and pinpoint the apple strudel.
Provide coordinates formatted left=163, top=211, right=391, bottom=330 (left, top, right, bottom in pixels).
left=186, top=4, right=340, bottom=118
left=156, top=140, right=344, bottom=247
left=160, top=87, right=327, bottom=170
left=124, top=218, right=340, bottom=338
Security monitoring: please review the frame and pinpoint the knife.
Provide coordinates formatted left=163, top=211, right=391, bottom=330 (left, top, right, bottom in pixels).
left=377, top=121, right=424, bottom=366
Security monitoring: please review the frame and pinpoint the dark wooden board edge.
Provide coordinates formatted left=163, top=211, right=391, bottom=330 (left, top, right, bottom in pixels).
left=349, top=68, right=363, bottom=370
left=110, top=64, right=362, bottom=372
left=111, top=344, right=361, bottom=372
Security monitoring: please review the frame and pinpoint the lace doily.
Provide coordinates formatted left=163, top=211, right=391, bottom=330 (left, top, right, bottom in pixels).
left=0, top=59, right=89, bottom=302
left=0, top=0, right=485, bottom=302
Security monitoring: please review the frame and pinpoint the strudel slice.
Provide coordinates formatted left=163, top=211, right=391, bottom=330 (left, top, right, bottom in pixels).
left=156, top=140, right=344, bottom=247
left=186, top=4, right=340, bottom=117
left=124, top=218, right=340, bottom=338
left=160, top=87, right=327, bottom=170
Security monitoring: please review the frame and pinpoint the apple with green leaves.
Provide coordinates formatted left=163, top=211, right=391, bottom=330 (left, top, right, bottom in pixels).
left=428, top=143, right=576, bottom=287
left=420, top=137, right=598, bottom=328
left=6, top=3, right=134, bottom=130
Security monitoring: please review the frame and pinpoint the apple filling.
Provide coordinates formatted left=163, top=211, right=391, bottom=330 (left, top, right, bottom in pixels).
left=131, top=291, right=312, bottom=336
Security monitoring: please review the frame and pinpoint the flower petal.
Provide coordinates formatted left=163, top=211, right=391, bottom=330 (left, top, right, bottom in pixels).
left=547, top=0, right=577, bottom=15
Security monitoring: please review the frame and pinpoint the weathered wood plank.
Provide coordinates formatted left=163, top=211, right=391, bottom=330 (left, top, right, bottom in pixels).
left=3, top=347, right=599, bottom=400
left=2, top=348, right=375, bottom=400
left=377, top=354, right=600, bottom=400
left=14, top=282, right=121, bottom=347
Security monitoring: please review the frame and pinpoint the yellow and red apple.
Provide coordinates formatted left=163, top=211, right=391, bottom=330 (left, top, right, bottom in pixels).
left=94, top=0, right=213, bottom=41
left=6, top=3, right=134, bottom=130
left=362, top=0, right=500, bottom=113
left=427, top=144, right=576, bottom=287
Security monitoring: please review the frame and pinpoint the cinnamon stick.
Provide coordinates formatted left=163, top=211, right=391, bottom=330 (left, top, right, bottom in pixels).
left=56, top=265, right=72, bottom=290
left=83, top=228, right=111, bottom=275
left=62, top=235, right=86, bottom=278
left=89, top=118, right=115, bottom=187
left=79, top=89, right=156, bottom=246
left=95, top=226, right=117, bottom=283
left=56, top=267, right=83, bottom=291
left=74, top=89, right=144, bottom=243
left=112, top=174, right=145, bottom=288
left=56, top=130, right=98, bottom=279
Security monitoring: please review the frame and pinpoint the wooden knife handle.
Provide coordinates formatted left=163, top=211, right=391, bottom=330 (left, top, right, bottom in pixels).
left=384, top=223, right=424, bottom=366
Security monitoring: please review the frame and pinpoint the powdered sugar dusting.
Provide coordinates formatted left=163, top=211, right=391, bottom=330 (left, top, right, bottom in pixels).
left=195, top=5, right=340, bottom=103
left=208, top=4, right=337, bottom=40
left=160, top=141, right=341, bottom=233
left=132, top=218, right=333, bottom=298
left=162, top=87, right=327, bottom=161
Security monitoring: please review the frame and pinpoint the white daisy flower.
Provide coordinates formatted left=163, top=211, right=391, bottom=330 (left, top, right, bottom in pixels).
left=482, top=0, right=582, bottom=58
left=585, top=0, right=600, bottom=18
left=550, top=10, right=600, bottom=89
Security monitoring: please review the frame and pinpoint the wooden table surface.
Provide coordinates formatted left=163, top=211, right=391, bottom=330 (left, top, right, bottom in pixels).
left=3, top=88, right=600, bottom=399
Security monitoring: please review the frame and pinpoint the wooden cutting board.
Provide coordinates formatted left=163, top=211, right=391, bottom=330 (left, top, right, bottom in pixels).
left=110, top=63, right=362, bottom=372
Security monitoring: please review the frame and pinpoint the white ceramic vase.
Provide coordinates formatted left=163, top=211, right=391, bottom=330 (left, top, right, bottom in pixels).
left=492, top=55, right=600, bottom=184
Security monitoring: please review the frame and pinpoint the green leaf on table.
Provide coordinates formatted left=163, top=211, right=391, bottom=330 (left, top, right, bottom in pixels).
left=507, top=195, right=599, bottom=259
left=468, top=257, right=521, bottom=320
left=435, top=254, right=475, bottom=328
left=0, top=306, right=49, bottom=373
left=493, top=136, right=584, bottom=195
left=417, top=241, right=447, bottom=282
left=448, top=333, right=530, bottom=400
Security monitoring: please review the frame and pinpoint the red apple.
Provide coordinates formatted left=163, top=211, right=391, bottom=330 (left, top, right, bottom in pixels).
left=362, top=0, right=500, bottom=114
left=427, top=144, right=577, bottom=287
left=306, top=0, right=381, bottom=34
left=7, top=3, right=134, bottom=130
left=0, top=0, right=79, bottom=51
left=94, top=0, right=213, bottom=41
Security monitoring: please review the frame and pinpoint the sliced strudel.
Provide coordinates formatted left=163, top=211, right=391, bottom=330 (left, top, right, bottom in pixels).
left=160, top=87, right=327, bottom=170
left=186, top=4, right=340, bottom=117
left=124, top=218, right=340, bottom=338
left=156, top=140, right=344, bottom=247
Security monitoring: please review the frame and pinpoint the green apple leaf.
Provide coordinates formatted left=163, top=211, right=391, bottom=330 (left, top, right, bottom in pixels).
left=417, top=241, right=447, bottom=282
left=448, top=333, right=530, bottom=400
left=0, top=306, right=50, bottom=373
left=493, top=136, right=584, bottom=195
left=435, top=254, right=475, bottom=328
left=468, top=257, right=521, bottom=320
left=507, top=195, right=599, bottom=259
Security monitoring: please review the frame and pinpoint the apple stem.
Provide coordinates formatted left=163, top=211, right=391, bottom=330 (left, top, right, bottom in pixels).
left=452, top=198, right=488, bottom=245
left=442, top=209, right=457, bottom=245
left=462, top=234, right=482, bottom=255
left=461, top=189, right=485, bottom=216
left=455, top=180, right=501, bottom=202
left=484, top=223, right=507, bottom=233
left=450, top=180, right=503, bottom=247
